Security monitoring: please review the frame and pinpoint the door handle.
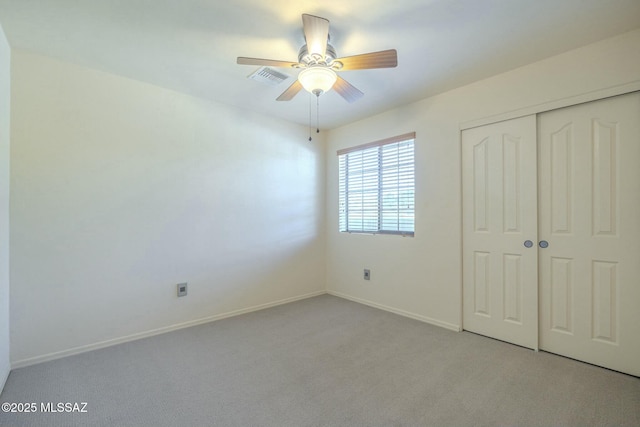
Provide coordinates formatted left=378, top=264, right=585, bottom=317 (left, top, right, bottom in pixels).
left=539, top=240, right=549, bottom=248
left=524, top=240, right=533, bottom=248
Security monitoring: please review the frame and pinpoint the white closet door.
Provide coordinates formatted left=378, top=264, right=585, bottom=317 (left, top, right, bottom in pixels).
left=539, top=92, right=640, bottom=376
left=462, top=115, right=538, bottom=350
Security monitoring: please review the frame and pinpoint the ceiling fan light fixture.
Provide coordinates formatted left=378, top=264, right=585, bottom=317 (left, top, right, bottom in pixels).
left=298, top=66, right=337, bottom=95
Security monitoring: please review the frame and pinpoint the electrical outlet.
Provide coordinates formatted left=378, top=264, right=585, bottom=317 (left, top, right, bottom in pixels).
left=177, top=282, right=188, bottom=297
left=364, top=269, right=371, bottom=280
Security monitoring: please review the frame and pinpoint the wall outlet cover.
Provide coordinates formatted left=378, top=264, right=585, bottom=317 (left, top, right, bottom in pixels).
left=177, top=282, right=188, bottom=297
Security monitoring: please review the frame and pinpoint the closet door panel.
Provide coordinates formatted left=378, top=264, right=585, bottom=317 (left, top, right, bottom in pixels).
left=539, top=92, right=640, bottom=376
left=462, top=115, right=538, bottom=349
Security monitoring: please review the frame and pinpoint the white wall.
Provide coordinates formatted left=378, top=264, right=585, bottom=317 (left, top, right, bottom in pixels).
left=326, top=29, right=640, bottom=329
left=10, top=51, right=326, bottom=366
left=0, top=23, right=11, bottom=389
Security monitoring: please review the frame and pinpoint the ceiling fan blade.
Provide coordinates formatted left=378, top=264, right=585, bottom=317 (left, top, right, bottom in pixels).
left=302, top=14, right=329, bottom=58
left=276, top=80, right=304, bottom=101
left=334, top=49, right=398, bottom=70
left=333, top=76, right=364, bottom=103
left=237, top=57, right=299, bottom=68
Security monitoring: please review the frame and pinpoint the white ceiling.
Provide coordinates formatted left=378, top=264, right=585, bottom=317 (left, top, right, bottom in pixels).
left=1, top=0, right=639, bottom=129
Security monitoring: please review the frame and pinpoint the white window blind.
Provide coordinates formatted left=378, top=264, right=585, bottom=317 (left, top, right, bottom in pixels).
left=338, top=132, right=415, bottom=236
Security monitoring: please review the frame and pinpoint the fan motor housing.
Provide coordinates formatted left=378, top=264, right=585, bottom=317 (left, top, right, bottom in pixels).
left=298, top=43, right=337, bottom=66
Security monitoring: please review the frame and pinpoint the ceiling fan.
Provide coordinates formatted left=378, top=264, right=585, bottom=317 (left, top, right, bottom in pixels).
left=237, top=13, right=398, bottom=103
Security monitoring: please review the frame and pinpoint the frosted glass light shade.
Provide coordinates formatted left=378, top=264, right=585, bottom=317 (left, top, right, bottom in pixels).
left=298, top=67, right=337, bottom=94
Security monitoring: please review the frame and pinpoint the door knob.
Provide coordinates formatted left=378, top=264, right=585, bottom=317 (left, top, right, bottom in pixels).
left=539, top=240, right=549, bottom=248
left=524, top=240, right=533, bottom=248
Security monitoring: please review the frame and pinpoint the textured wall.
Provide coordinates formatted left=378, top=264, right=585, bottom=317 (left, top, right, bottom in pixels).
left=0, top=23, right=11, bottom=390
left=10, top=52, right=326, bottom=365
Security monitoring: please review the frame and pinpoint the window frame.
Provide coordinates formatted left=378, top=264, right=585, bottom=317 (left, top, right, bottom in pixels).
left=337, top=132, right=416, bottom=237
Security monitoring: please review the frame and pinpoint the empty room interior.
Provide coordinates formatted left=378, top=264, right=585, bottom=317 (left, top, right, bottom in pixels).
left=0, top=1, right=640, bottom=426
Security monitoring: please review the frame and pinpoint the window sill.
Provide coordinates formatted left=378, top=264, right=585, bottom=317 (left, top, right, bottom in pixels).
left=340, top=231, right=414, bottom=237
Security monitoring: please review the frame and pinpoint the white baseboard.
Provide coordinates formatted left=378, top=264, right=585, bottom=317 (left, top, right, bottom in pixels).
left=12, top=290, right=460, bottom=369
left=328, top=290, right=461, bottom=332
left=12, top=290, right=327, bottom=369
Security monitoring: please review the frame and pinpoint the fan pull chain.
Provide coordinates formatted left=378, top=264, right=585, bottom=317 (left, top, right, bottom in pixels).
left=307, top=93, right=323, bottom=142
left=308, top=94, right=313, bottom=141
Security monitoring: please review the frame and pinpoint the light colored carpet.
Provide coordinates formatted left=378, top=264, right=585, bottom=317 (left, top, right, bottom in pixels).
left=1, top=294, right=639, bottom=426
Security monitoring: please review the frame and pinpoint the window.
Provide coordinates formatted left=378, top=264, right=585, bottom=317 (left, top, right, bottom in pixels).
left=338, top=132, right=415, bottom=236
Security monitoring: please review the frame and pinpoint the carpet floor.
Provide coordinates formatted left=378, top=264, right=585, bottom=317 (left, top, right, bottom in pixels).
left=1, top=294, right=639, bottom=426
